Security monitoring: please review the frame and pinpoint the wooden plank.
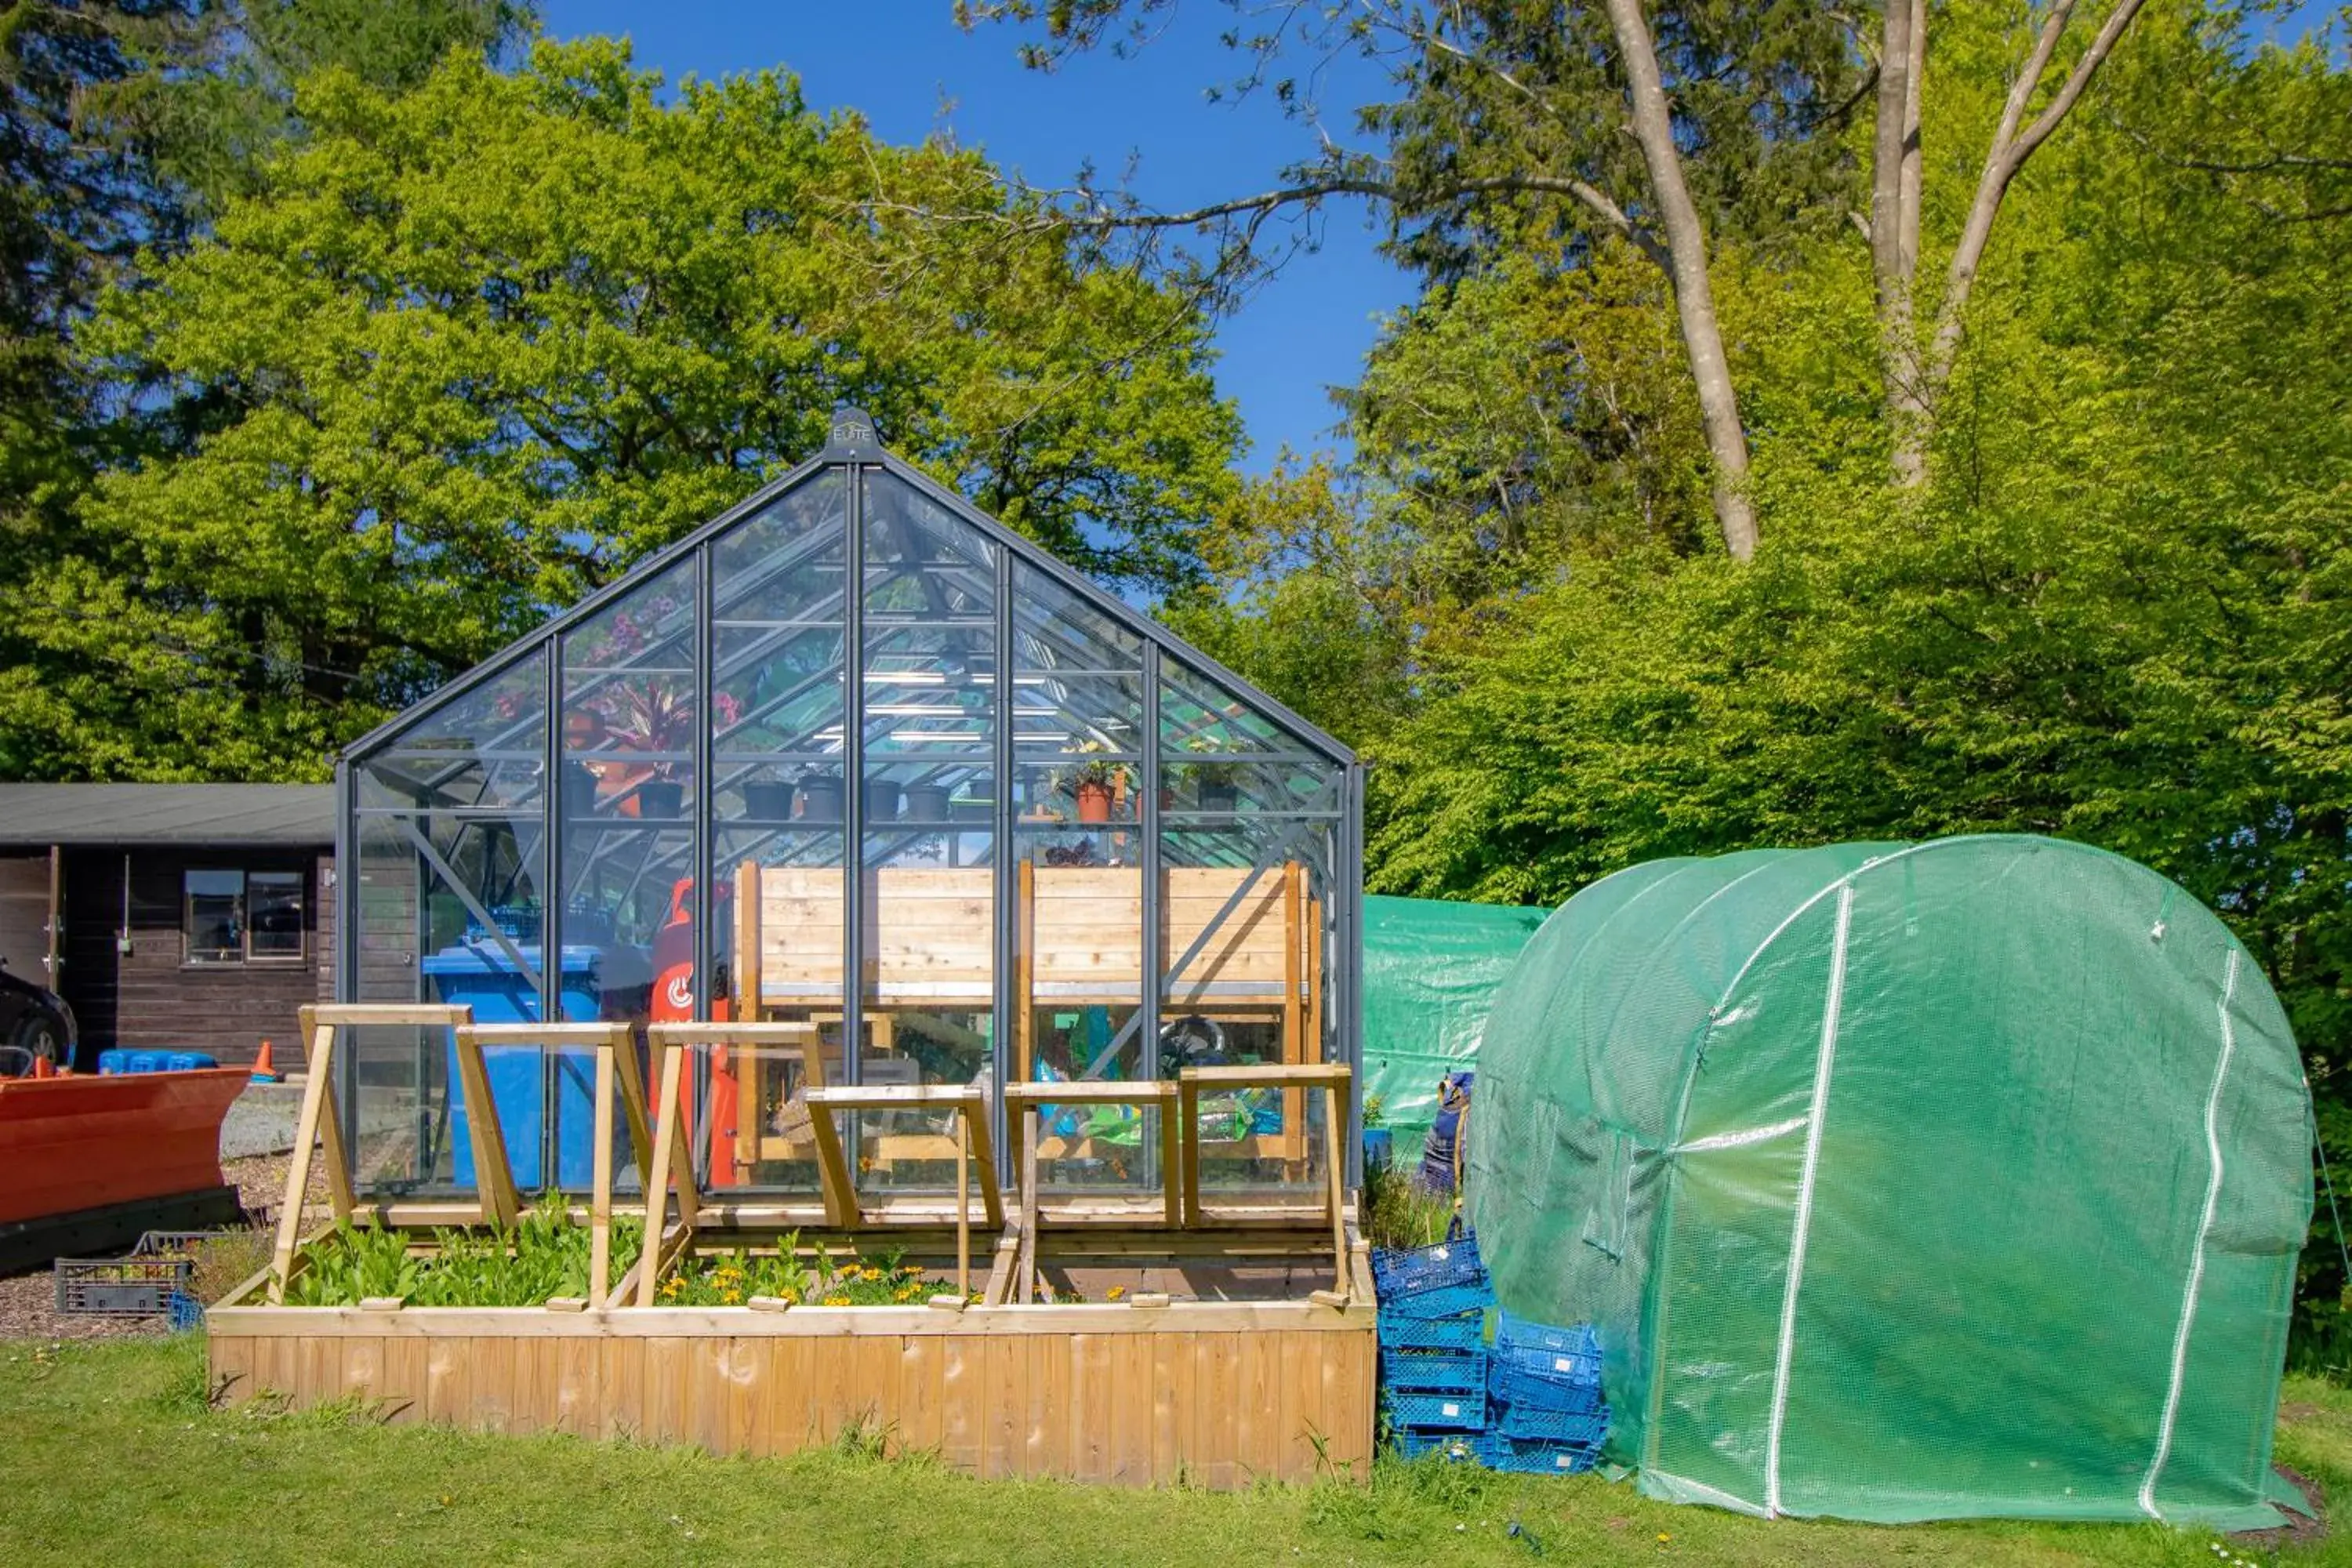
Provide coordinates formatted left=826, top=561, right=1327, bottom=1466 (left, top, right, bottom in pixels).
left=1002, top=1080, right=1178, bottom=1105
left=379, top=1335, right=426, bottom=1425
left=767, top=1334, right=815, bottom=1454
left=898, top=1334, right=943, bottom=1458
left=1015, top=1105, right=1040, bottom=1302
left=556, top=1330, right=598, bottom=1438
left=806, top=1084, right=985, bottom=1108
left=590, top=1044, right=615, bottom=1305
left=853, top=1335, right=898, bottom=1450
left=1324, top=1084, right=1348, bottom=1294
left=734, top=858, right=760, bottom=1016
left=1178, top=1078, right=1201, bottom=1229
left=1182, top=1063, right=1351, bottom=1087
left=1109, top=1326, right=1153, bottom=1485
left=966, top=1096, right=1003, bottom=1232
left=939, top=1335, right=977, bottom=1474
left=637, top=1046, right=689, bottom=1308
left=310, top=1016, right=357, bottom=1223
left=1196, top=1332, right=1239, bottom=1490
left=1014, top=856, right=1035, bottom=1083
left=424, top=1334, right=468, bottom=1426
left=1160, top=1098, right=1182, bottom=1229
left=1275, top=1333, right=1310, bottom=1481
left=1068, top=1330, right=1112, bottom=1482
left=1025, top=1333, right=1068, bottom=1479
left=307, top=1004, right=470, bottom=1028
left=982, top=1334, right=1022, bottom=1480
left=808, top=1099, right=857, bottom=1229
left=451, top=1027, right=520, bottom=1229
left=267, top=1012, right=335, bottom=1304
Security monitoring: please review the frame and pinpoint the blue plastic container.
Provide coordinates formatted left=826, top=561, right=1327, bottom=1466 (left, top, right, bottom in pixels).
left=1384, top=1391, right=1487, bottom=1433
left=1479, top=1432, right=1602, bottom=1475
left=1363, top=1127, right=1393, bottom=1169
left=421, top=939, right=652, bottom=1190
left=96, top=1050, right=126, bottom=1076
left=1377, top=1309, right=1488, bottom=1353
left=1394, top=1431, right=1482, bottom=1464
left=1381, top=1348, right=1489, bottom=1396
left=1371, top=1232, right=1489, bottom=1301
left=1490, top=1402, right=1608, bottom=1445
left=164, top=1051, right=217, bottom=1072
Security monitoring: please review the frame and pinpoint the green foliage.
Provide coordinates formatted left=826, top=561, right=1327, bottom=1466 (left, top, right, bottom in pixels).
left=657, top=1238, right=963, bottom=1308
left=289, top=1192, right=644, bottom=1307
left=8, top=34, right=1239, bottom=780
left=1363, top=1159, right=1457, bottom=1254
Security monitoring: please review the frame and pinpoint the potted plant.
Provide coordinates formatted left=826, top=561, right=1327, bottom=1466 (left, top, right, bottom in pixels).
left=902, top=781, right=953, bottom=822
left=1051, top=741, right=1131, bottom=825
left=590, top=682, right=693, bottom=820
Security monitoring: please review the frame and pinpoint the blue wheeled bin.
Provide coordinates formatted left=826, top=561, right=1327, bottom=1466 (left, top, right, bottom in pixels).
left=420, top=939, right=652, bottom=1190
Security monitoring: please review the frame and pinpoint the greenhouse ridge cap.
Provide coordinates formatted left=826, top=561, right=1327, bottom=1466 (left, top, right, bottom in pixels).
left=342, top=410, right=1353, bottom=766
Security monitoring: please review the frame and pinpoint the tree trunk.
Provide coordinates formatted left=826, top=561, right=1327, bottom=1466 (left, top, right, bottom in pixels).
left=1600, top=0, right=1758, bottom=561
left=1878, top=0, right=1931, bottom=485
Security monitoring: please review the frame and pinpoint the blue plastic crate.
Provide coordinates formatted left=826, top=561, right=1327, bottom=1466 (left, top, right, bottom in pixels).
left=1491, top=1312, right=1603, bottom=1390
left=1371, top=1232, right=1488, bottom=1301
left=1385, top=1391, right=1488, bottom=1432
left=1491, top=1361, right=1606, bottom=1414
left=1395, top=1431, right=1483, bottom=1464
left=1378, top=1309, right=1487, bottom=1352
left=1480, top=1433, right=1602, bottom=1475
left=1492, top=1401, right=1609, bottom=1445
left=1380, top=1281, right=1494, bottom=1321
left=1382, top=1348, right=1488, bottom=1396
left=165, top=1289, right=205, bottom=1333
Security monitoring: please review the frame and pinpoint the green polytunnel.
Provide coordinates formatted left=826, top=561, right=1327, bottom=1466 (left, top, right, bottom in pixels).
left=1361, top=893, right=1548, bottom=1136
left=1468, top=835, right=2310, bottom=1529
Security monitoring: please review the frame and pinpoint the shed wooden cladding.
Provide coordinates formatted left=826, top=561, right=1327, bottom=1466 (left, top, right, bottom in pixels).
left=205, top=1308, right=1376, bottom=1486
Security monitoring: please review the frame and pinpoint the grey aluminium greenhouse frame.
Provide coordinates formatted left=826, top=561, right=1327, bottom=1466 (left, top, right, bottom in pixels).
left=331, top=409, right=1363, bottom=1195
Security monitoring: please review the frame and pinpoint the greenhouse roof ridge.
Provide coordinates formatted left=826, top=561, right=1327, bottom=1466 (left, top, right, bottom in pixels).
left=340, top=408, right=1354, bottom=766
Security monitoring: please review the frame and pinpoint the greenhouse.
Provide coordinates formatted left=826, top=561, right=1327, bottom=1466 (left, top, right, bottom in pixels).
left=332, top=408, right=1363, bottom=1204
left=1468, top=835, right=2311, bottom=1529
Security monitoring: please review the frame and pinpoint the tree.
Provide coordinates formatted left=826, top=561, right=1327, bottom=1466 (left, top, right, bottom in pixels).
left=4, top=38, right=1242, bottom=779
left=963, top=0, right=1865, bottom=560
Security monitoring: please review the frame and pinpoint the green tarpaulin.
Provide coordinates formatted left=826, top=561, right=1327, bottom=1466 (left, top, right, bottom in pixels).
left=1361, top=893, right=1548, bottom=1135
left=1468, top=835, right=2310, bottom=1529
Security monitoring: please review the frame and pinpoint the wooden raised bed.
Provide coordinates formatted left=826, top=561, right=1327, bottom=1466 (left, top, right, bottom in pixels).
left=205, top=1294, right=1374, bottom=1484
left=210, top=1007, right=1377, bottom=1486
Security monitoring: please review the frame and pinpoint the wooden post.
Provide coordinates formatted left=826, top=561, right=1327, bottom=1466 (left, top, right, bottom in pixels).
left=1178, top=1076, right=1201, bottom=1229
left=809, top=1101, right=858, bottom=1229
left=451, top=1026, right=521, bottom=1229
left=310, top=1012, right=357, bottom=1221
left=1017, top=1102, right=1040, bottom=1302
left=637, top=1042, right=688, bottom=1308
left=1323, top=1079, right=1348, bottom=1294
left=965, top=1088, right=1003, bottom=1230
left=1014, top=857, right=1036, bottom=1085
left=733, top=858, right=760, bottom=1019
left=956, top=1113, right=971, bottom=1297
left=1159, top=1089, right=1182, bottom=1229
left=268, top=1007, right=335, bottom=1305
left=590, top=1040, right=615, bottom=1305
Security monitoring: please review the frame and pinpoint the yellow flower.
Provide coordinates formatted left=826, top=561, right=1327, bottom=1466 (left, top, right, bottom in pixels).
left=822, top=1294, right=851, bottom=1307
left=1106, top=1285, right=1127, bottom=1301
left=862, top=1266, right=884, bottom=1281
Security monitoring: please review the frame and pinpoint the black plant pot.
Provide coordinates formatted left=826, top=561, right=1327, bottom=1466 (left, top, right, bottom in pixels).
left=561, top=761, right=599, bottom=817
left=903, top=782, right=953, bottom=822
left=795, top=775, right=844, bottom=823
left=637, top=779, right=684, bottom=819
left=1200, top=782, right=1240, bottom=814
left=862, top=779, right=903, bottom=823
left=742, top=780, right=793, bottom=820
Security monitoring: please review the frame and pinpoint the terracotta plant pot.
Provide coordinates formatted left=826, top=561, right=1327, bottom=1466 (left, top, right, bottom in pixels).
left=1076, top=779, right=1115, bottom=824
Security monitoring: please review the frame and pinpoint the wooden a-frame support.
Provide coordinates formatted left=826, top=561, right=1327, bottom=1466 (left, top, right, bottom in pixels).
left=268, top=1006, right=657, bottom=1306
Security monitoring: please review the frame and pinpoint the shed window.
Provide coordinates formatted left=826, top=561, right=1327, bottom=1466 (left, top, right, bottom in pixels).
left=185, top=869, right=306, bottom=964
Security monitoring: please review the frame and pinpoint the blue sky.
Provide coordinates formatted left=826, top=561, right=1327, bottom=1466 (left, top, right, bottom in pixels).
left=540, top=2, right=1409, bottom=471
left=541, top=3, right=2346, bottom=473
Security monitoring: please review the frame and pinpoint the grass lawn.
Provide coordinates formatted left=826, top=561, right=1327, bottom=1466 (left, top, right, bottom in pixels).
left=0, top=1334, right=2345, bottom=1566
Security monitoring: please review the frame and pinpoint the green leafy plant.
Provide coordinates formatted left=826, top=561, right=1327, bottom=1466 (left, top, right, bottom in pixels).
left=289, top=1192, right=644, bottom=1307
left=658, top=1236, right=957, bottom=1307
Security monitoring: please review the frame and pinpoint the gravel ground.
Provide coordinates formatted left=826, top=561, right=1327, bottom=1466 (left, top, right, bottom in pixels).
left=0, top=1146, right=311, bottom=1343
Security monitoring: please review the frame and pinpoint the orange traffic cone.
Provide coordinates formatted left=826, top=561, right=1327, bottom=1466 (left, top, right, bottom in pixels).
left=250, top=1039, right=283, bottom=1084
left=31, top=1055, right=56, bottom=1079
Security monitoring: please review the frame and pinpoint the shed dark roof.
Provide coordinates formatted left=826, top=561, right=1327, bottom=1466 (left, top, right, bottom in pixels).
left=0, top=784, right=332, bottom=847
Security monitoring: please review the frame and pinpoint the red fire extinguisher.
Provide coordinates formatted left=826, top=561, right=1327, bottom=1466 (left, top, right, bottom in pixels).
left=649, top=877, right=743, bottom=1187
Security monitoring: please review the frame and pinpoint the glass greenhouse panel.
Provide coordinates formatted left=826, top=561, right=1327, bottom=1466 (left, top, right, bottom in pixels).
left=711, top=470, right=848, bottom=826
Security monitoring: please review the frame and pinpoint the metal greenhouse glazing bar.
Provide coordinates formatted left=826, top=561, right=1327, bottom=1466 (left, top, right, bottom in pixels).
left=332, top=409, right=1362, bottom=1211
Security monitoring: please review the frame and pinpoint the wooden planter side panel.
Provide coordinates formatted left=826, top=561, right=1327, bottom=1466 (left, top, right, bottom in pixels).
left=209, top=1323, right=1373, bottom=1485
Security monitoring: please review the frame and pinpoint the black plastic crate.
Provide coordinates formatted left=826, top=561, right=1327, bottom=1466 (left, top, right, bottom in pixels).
left=54, top=1254, right=191, bottom=1316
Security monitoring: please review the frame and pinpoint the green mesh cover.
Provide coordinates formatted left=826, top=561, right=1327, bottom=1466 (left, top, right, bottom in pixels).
left=1467, top=835, right=2310, bottom=1528
left=1363, top=894, right=1548, bottom=1134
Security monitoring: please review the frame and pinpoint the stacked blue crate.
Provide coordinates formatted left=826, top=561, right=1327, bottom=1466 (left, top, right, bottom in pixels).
left=1482, top=1310, right=1608, bottom=1473
left=1372, top=1230, right=1496, bottom=1450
